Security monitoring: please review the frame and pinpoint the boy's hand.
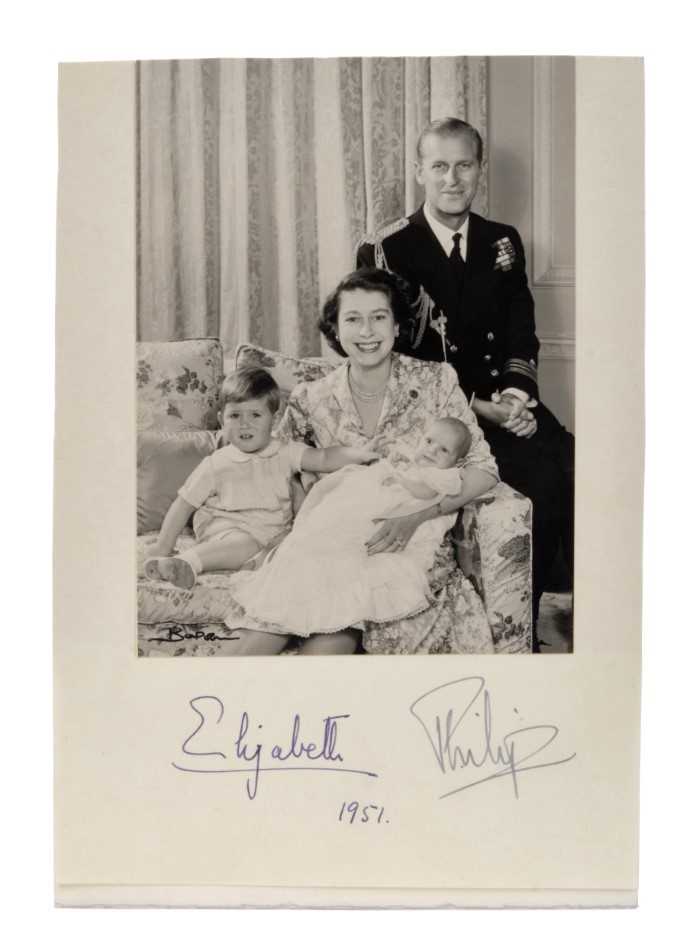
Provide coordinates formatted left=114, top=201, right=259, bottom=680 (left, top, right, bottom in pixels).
left=346, top=447, right=381, bottom=465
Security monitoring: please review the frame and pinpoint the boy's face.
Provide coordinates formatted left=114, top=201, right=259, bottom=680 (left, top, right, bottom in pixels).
left=218, top=398, right=275, bottom=454
left=414, top=422, right=462, bottom=469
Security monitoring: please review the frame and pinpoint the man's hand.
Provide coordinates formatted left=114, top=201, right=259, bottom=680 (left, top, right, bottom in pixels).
left=473, top=397, right=515, bottom=427
left=365, top=510, right=426, bottom=556
left=474, top=394, right=537, bottom=438
left=498, top=393, right=538, bottom=438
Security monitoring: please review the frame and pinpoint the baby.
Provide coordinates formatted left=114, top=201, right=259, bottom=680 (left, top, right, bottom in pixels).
left=144, top=366, right=377, bottom=589
left=226, top=417, right=472, bottom=636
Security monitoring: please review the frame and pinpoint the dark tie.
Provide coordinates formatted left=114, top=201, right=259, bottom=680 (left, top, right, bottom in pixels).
left=449, top=232, right=464, bottom=285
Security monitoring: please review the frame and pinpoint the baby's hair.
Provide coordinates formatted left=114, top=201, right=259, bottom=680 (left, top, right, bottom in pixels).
left=220, top=366, right=281, bottom=414
left=436, top=417, right=472, bottom=459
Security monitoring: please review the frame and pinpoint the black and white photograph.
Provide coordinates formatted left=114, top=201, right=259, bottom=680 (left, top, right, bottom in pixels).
left=52, top=46, right=646, bottom=911
left=135, top=56, right=575, bottom=657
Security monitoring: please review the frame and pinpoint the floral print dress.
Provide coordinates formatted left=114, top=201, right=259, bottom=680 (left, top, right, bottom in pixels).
left=277, top=353, right=498, bottom=654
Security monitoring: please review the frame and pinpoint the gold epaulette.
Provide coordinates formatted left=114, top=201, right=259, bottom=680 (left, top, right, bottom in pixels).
left=356, top=217, right=409, bottom=269
left=374, top=216, right=409, bottom=242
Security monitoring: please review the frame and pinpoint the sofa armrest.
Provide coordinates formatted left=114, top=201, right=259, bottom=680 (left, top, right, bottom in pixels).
left=452, top=481, right=532, bottom=653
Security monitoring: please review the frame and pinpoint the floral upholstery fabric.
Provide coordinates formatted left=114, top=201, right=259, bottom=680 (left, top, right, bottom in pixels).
left=138, top=530, right=269, bottom=624
left=136, top=341, right=532, bottom=655
left=454, top=483, right=532, bottom=653
left=138, top=532, right=297, bottom=658
left=137, top=338, right=224, bottom=430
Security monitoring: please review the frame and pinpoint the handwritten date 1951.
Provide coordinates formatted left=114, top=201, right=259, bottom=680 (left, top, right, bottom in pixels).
left=338, top=801, right=389, bottom=824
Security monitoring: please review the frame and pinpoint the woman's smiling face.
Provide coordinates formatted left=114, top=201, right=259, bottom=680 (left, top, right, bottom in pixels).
left=336, top=288, right=398, bottom=369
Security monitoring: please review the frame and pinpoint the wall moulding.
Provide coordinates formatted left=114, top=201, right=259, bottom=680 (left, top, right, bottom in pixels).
left=532, top=57, right=575, bottom=289
left=539, top=337, right=575, bottom=361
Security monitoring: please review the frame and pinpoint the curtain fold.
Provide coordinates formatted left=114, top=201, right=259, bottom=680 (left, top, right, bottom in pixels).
left=137, top=57, right=488, bottom=358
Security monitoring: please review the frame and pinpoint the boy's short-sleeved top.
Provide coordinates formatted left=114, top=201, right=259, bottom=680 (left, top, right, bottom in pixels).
left=179, top=439, right=307, bottom=543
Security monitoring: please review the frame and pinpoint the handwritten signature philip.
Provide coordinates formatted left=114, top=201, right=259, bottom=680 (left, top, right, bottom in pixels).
left=409, top=676, right=576, bottom=800
left=172, top=695, right=378, bottom=800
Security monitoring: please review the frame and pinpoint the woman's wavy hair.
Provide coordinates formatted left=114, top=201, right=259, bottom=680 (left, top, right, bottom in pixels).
left=319, top=267, right=415, bottom=357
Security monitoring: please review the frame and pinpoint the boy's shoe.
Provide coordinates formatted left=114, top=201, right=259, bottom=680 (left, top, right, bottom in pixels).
left=144, top=556, right=197, bottom=590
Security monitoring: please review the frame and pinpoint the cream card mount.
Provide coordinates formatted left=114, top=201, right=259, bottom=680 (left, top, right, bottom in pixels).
left=54, top=57, right=643, bottom=908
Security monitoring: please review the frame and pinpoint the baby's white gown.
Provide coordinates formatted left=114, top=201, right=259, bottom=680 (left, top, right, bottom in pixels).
left=227, top=460, right=460, bottom=636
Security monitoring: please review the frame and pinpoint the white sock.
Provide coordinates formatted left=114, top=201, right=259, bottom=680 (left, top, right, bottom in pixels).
left=178, top=550, right=203, bottom=575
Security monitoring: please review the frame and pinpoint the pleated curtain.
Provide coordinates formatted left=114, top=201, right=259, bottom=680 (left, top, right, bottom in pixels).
left=137, top=57, right=488, bottom=359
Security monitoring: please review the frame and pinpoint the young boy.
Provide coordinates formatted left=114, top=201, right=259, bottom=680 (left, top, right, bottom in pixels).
left=145, top=366, right=377, bottom=589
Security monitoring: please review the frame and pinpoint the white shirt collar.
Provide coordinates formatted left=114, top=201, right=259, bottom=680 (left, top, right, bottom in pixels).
left=423, top=203, right=469, bottom=261
left=217, top=438, right=282, bottom=462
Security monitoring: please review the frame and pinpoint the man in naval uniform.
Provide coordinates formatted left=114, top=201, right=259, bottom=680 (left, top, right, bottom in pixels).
left=356, top=117, right=574, bottom=641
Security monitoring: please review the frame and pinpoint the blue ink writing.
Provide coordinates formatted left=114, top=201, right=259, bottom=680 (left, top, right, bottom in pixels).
left=173, top=695, right=378, bottom=800
left=338, top=801, right=388, bottom=824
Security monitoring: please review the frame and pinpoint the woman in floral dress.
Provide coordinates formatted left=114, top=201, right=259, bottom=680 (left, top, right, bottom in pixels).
left=227, top=267, right=499, bottom=654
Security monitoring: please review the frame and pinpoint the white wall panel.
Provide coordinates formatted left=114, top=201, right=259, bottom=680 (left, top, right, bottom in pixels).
left=489, top=57, right=575, bottom=432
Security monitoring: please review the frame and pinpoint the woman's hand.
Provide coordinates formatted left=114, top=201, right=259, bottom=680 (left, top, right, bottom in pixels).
left=365, top=510, right=426, bottom=556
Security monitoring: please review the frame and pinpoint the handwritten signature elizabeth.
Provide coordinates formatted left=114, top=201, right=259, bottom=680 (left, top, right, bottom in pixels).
left=172, top=695, right=378, bottom=800
left=409, top=676, right=576, bottom=799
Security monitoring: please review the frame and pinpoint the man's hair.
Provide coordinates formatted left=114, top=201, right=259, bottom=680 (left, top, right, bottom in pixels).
left=220, top=366, right=281, bottom=414
left=416, top=117, right=484, bottom=165
left=436, top=416, right=472, bottom=459
left=319, top=267, right=414, bottom=357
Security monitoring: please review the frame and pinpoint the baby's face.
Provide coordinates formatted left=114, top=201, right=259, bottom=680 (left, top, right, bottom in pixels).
left=218, top=398, right=275, bottom=454
left=414, top=422, right=462, bottom=469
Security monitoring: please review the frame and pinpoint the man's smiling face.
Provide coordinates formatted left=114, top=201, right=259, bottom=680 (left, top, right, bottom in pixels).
left=416, top=131, right=482, bottom=229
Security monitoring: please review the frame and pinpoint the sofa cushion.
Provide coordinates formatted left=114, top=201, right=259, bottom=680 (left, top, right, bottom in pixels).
left=137, top=338, right=224, bottom=430
left=233, top=343, right=339, bottom=422
left=137, top=420, right=217, bottom=534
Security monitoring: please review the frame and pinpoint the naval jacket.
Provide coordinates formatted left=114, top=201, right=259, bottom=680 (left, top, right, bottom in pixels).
left=356, top=208, right=540, bottom=402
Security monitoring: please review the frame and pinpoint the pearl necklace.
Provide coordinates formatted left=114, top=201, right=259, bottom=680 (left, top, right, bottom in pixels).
left=349, top=373, right=388, bottom=401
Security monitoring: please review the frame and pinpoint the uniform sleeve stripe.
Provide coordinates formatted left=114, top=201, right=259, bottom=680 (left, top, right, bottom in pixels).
left=504, top=359, right=538, bottom=382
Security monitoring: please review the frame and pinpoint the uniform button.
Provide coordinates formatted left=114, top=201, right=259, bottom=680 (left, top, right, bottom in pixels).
left=487, top=332, right=494, bottom=342
left=484, top=354, right=491, bottom=362
left=490, top=369, right=499, bottom=377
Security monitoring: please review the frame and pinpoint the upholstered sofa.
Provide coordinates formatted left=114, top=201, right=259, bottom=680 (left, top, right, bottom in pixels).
left=137, top=338, right=532, bottom=656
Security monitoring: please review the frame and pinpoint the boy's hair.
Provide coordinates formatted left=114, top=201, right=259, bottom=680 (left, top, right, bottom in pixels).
left=220, top=366, right=281, bottom=414
left=437, top=416, right=472, bottom=459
